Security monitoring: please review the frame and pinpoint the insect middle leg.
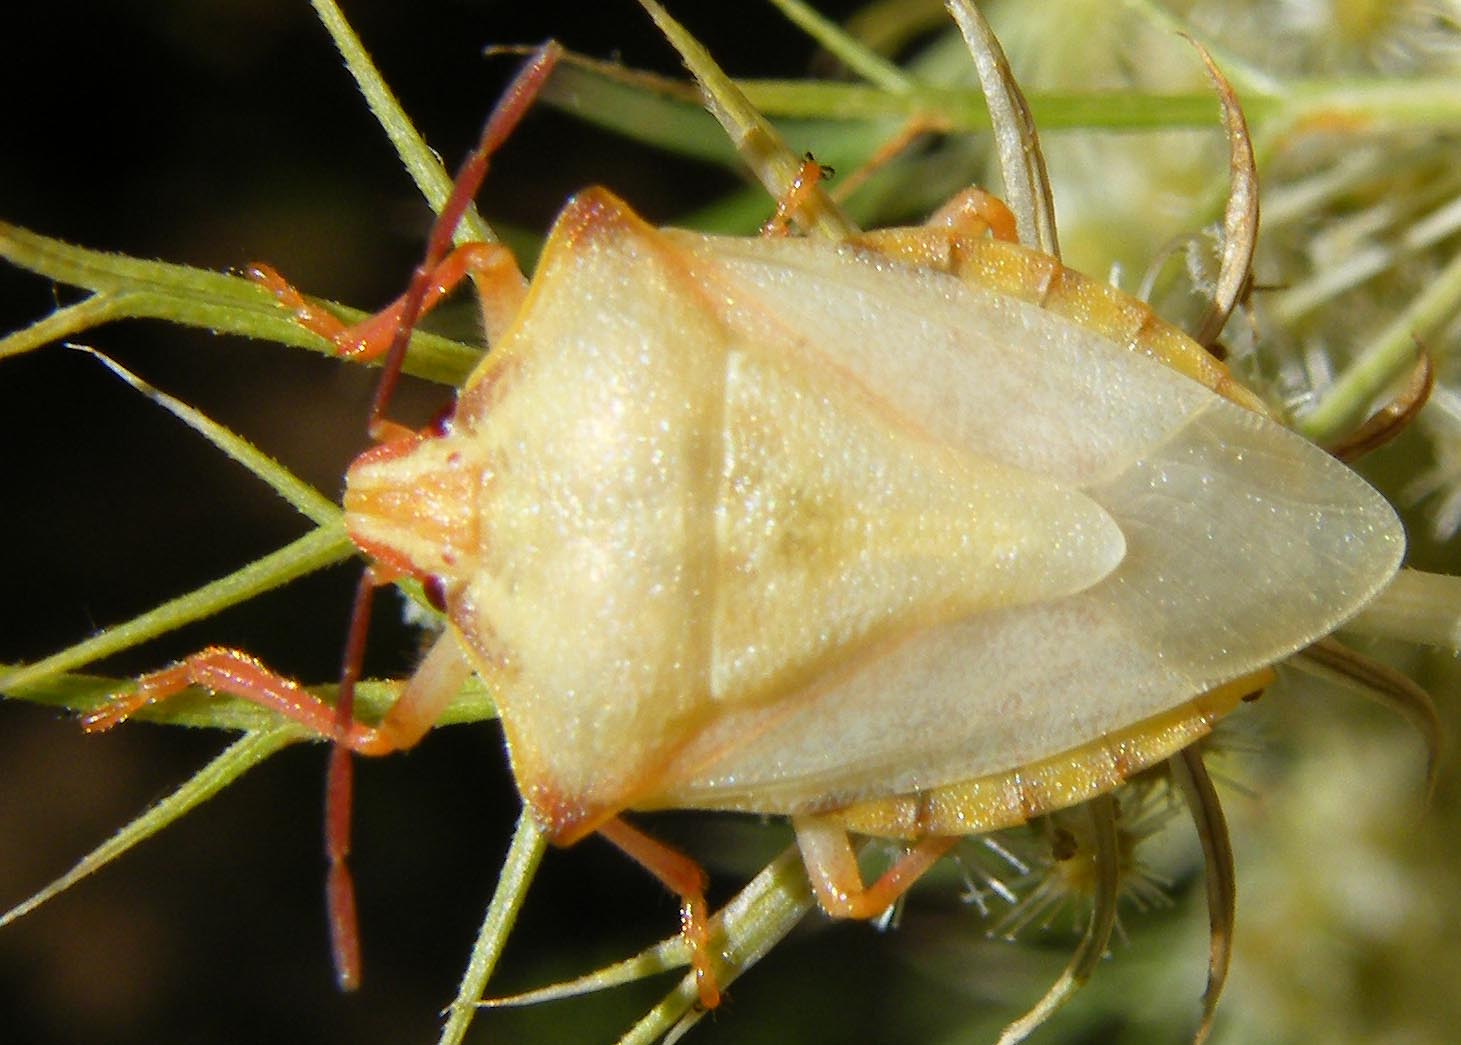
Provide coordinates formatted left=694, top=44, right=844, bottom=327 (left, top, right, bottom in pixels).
left=596, top=817, right=720, bottom=1009
left=84, top=627, right=477, bottom=984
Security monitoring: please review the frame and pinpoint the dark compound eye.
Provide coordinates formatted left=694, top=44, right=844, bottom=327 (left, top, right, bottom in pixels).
left=429, top=400, right=457, bottom=437
left=423, top=575, right=448, bottom=612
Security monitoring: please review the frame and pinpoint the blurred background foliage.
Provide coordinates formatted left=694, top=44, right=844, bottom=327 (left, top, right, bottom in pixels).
left=2, top=0, right=1459, bottom=1042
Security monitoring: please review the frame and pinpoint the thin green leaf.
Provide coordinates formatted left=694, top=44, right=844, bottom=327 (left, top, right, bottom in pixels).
left=764, top=0, right=914, bottom=93
left=540, top=49, right=1255, bottom=145
left=535, top=53, right=745, bottom=166
left=483, top=937, right=687, bottom=1008
left=840, top=0, right=948, bottom=59
left=73, top=346, right=340, bottom=527
left=1298, top=245, right=1461, bottom=443
left=478, top=842, right=817, bottom=1043
left=0, top=295, right=130, bottom=361
left=1121, top=0, right=1282, bottom=98
left=439, top=811, right=549, bottom=1045
left=310, top=0, right=494, bottom=244
left=733, top=81, right=1248, bottom=130
left=0, top=525, right=354, bottom=696
left=0, top=728, right=297, bottom=931
left=638, top=0, right=859, bottom=239
left=0, top=670, right=118, bottom=716
left=1284, top=75, right=1461, bottom=130
left=0, top=221, right=481, bottom=384
left=536, top=52, right=938, bottom=232
left=1350, top=568, right=1461, bottom=650
left=0, top=668, right=437, bottom=733
left=623, top=845, right=816, bottom=1045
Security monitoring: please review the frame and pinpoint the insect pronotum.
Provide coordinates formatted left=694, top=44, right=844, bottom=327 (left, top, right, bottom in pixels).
left=2, top=1, right=1436, bottom=1042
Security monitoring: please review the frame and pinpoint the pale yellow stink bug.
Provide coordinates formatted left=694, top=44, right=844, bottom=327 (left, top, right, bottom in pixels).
left=0, top=1, right=1443, bottom=1042
left=73, top=0, right=1405, bottom=1015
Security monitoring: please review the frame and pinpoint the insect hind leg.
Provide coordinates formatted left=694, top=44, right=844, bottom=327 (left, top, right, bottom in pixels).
left=926, top=186, right=1019, bottom=243
left=792, top=814, right=957, bottom=920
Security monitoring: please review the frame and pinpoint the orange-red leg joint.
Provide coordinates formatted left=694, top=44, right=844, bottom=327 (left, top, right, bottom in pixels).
left=597, top=817, right=721, bottom=1009
left=926, top=186, right=1019, bottom=244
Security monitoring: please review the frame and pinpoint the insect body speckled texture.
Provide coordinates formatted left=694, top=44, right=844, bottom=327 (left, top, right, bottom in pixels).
left=80, top=13, right=1405, bottom=1023
left=376, top=188, right=1401, bottom=837
left=3, top=1, right=1454, bottom=1042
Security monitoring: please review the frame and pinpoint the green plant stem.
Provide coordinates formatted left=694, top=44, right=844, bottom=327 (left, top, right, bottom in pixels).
left=439, top=811, right=548, bottom=1045
left=0, top=525, right=354, bottom=696
left=1299, top=245, right=1461, bottom=443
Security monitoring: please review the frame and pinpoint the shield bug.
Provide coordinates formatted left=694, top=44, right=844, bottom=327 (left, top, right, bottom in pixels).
left=75, top=0, right=1406, bottom=1016
left=1, top=1, right=1445, bottom=1042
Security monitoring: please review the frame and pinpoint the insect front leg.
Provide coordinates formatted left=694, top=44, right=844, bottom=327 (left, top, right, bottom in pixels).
left=81, top=589, right=472, bottom=753
left=247, top=243, right=528, bottom=362
left=249, top=40, right=562, bottom=436
left=80, top=646, right=378, bottom=740
left=792, top=815, right=957, bottom=920
left=761, top=152, right=836, bottom=237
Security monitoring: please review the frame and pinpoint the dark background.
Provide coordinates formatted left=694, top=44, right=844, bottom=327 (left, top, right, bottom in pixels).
left=5, top=3, right=1459, bottom=1044
left=0, top=2, right=980, bottom=1043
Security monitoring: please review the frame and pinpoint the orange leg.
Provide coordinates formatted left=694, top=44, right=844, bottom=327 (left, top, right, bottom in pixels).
left=828, top=114, right=943, bottom=205
left=792, top=815, right=957, bottom=919
left=247, top=242, right=527, bottom=363
left=247, top=245, right=525, bottom=447
left=846, top=185, right=1020, bottom=273
left=82, top=595, right=474, bottom=758
left=82, top=646, right=375, bottom=741
left=926, top=186, right=1019, bottom=244
left=84, top=630, right=475, bottom=988
left=251, top=41, right=560, bottom=444
left=85, top=42, right=565, bottom=995
left=353, top=41, right=559, bottom=443
left=761, top=152, right=835, bottom=237
left=596, top=817, right=720, bottom=1010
